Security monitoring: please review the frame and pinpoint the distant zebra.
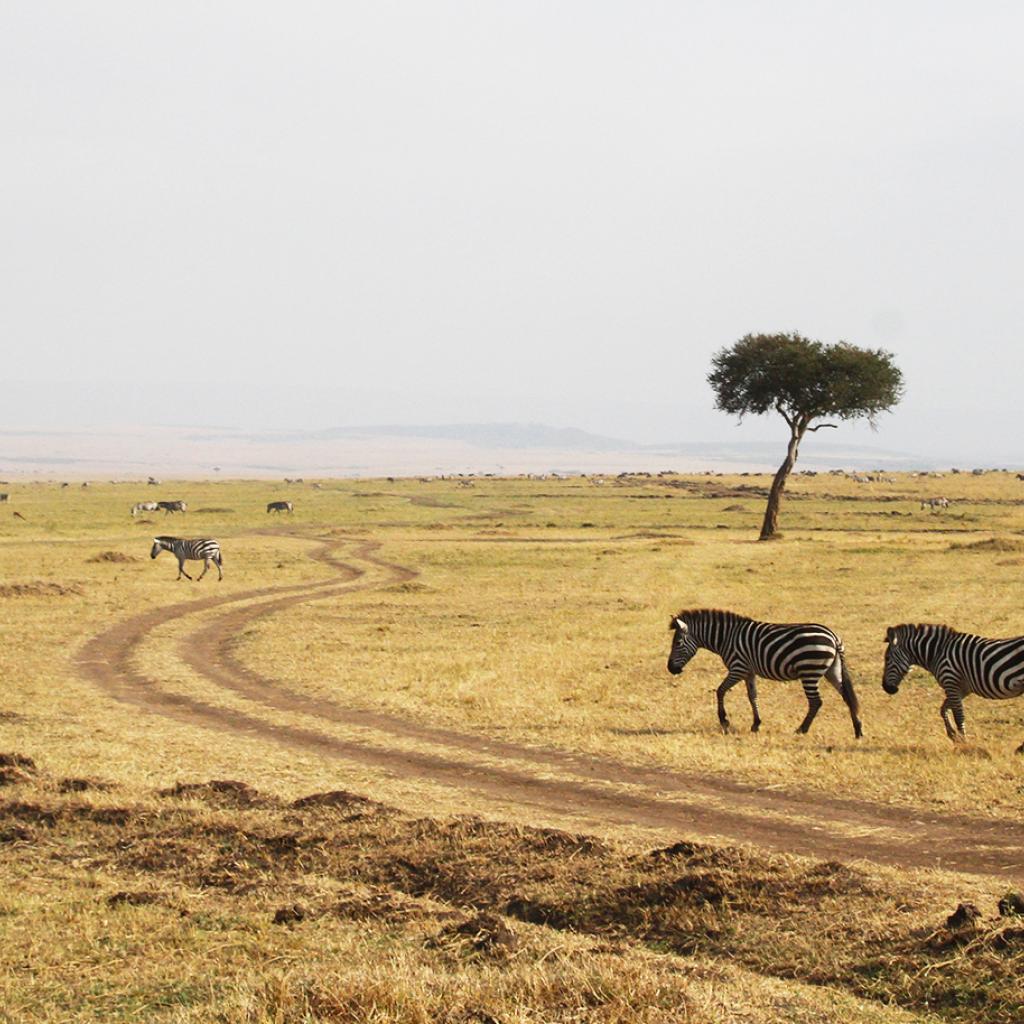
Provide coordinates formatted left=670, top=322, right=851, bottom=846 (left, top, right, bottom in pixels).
left=157, top=500, right=187, bottom=514
left=667, top=609, right=862, bottom=738
left=883, top=623, right=1024, bottom=751
left=150, top=536, right=223, bottom=581
left=920, top=497, right=949, bottom=512
left=131, top=501, right=158, bottom=517
left=266, top=500, right=293, bottom=514
left=0, top=493, right=8, bottom=503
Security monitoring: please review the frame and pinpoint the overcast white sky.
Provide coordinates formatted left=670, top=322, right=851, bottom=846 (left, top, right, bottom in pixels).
left=3, top=2, right=1022, bottom=460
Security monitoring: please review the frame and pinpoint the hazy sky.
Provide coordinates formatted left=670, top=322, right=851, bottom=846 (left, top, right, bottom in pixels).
left=3, top=2, right=1022, bottom=459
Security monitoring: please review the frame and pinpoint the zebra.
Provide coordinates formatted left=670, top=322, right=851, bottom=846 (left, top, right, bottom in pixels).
left=0, top=493, right=8, bottom=503
left=882, top=623, right=1024, bottom=751
left=131, top=501, right=158, bottom=517
left=266, top=500, right=293, bottom=514
left=667, top=609, right=863, bottom=738
left=920, top=497, right=949, bottom=512
left=157, top=500, right=187, bottom=514
left=150, top=536, right=223, bottom=581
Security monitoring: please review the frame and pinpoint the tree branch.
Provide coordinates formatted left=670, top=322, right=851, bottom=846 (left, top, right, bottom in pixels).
left=775, top=403, right=795, bottom=430
left=806, top=422, right=839, bottom=432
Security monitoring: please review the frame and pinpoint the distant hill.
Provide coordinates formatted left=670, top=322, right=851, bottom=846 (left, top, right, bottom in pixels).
left=0, top=421, right=963, bottom=478
left=237, top=422, right=642, bottom=452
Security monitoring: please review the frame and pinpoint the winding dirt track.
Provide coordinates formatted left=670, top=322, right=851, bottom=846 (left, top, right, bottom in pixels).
left=76, top=531, right=1024, bottom=881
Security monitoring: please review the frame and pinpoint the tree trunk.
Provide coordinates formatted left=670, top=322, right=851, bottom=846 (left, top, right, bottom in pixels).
left=759, top=428, right=803, bottom=540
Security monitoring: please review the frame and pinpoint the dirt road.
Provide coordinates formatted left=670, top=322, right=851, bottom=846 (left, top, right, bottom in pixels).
left=76, top=531, right=1024, bottom=880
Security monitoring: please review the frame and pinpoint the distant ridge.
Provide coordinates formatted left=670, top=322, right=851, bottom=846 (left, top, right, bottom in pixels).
left=236, top=422, right=642, bottom=452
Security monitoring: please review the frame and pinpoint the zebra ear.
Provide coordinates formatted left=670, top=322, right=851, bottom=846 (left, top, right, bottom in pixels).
left=885, top=627, right=896, bottom=644
left=675, top=618, right=687, bottom=633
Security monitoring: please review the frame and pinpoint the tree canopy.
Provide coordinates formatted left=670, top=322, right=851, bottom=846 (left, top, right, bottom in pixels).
left=708, top=332, right=904, bottom=432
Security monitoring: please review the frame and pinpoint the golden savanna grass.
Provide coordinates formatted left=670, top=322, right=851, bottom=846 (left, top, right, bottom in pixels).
left=2, top=472, right=1024, bottom=1022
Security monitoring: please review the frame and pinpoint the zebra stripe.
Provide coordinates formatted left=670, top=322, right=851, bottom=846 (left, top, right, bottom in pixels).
left=157, top=500, right=187, bottom=514
left=883, top=623, right=1024, bottom=749
left=667, top=609, right=862, bottom=738
left=150, top=536, right=223, bottom=581
left=132, top=501, right=158, bottom=517
left=266, top=501, right=293, bottom=514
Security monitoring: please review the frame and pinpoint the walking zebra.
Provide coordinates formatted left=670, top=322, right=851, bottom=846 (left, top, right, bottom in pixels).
left=157, top=500, right=187, bottom=514
left=883, top=623, right=1024, bottom=751
left=266, top=500, right=293, bottom=514
left=132, top=501, right=158, bottom=517
left=920, top=497, right=949, bottom=512
left=150, top=536, right=223, bottom=581
left=667, top=609, right=863, bottom=738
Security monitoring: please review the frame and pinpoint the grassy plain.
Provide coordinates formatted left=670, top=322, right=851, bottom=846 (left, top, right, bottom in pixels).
left=2, top=471, right=1024, bottom=1022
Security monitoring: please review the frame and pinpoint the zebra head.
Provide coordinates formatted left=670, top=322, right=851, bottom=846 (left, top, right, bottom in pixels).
left=882, top=625, right=913, bottom=694
left=150, top=538, right=166, bottom=559
left=667, top=616, right=699, bottom=675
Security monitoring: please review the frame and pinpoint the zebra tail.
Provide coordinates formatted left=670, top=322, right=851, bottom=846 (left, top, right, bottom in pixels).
left=839, top=651, right=861, bottom=719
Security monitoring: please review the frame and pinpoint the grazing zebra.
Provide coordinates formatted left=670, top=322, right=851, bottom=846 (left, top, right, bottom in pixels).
left=883, top=623, right=1024, bottom=751
left=667, top=609, right=863, bottom=738
left=920, top=497, right=949, bottom=512
left=266, top=500, right=293, bottom=514
left=131, top=501, right=158, bottom=517
left=150, top=536, right=223, bottom=581
left=157, top=500, right=187, bottom=514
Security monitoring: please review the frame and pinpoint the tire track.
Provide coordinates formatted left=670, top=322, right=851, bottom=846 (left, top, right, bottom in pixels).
left=77, top=531, right=1024, bottom=880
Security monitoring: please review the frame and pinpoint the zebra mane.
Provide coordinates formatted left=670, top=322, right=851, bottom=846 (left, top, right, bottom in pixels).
left=670, top=608, right=754, bottom=631
left=153, top=535, right=178, bottom=543
left=893, top=622, right=957, bottom=635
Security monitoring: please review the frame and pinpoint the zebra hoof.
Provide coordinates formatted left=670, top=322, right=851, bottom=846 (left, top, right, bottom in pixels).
left=750, top=722, right=761, bottom=734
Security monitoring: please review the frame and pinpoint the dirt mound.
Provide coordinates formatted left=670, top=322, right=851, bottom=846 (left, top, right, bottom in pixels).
left=290, top=789, right=389, bottom=817
left=0, top=753, right=37, bottom=787
left=0, top=582, right=82, bottom=598
left=334, top=886, right=434, bottom=923
left=273, top=903, right=307, bottom=925
left=949, top=537, right=1024, bottom=554
left=107, top=890, right=161, bottom=907
left=87, top=551, right=137, bottom=563
left=158, top=780, right=267, bottom=807
left=435, top=913, right=519, bottom=954
left=947, top=902, right=982, bottom=930
left=58, top=777, right=115, bottom=794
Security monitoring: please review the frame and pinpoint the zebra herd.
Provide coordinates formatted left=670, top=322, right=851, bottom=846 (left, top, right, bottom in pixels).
left=668, top=609, right=1024, bottom=751
left=138, top=497, right=294, bottom=582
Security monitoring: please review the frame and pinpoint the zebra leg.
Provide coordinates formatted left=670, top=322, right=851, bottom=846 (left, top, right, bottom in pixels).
left=939, top=698, right=958, bottom=740
left=215, top=555, right=223, bottom=581
left=745, top=673, right=761, bottom=732
left=177, top=557, right=192, bottom=581
left=197, top=558, right=209, bottom=581
left=949, top=696, right=967, bottom=742
left=796, top=680, right=823, bottom=734
left=716, top=671, right=744, bottom=733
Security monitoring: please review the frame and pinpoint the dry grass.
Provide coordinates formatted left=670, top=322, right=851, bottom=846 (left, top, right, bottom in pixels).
left=3, top=473, right=1024, bottom=1021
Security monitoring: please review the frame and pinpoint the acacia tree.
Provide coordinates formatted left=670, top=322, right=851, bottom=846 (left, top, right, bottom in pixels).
left=708, top=332, right=904, bottom=540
